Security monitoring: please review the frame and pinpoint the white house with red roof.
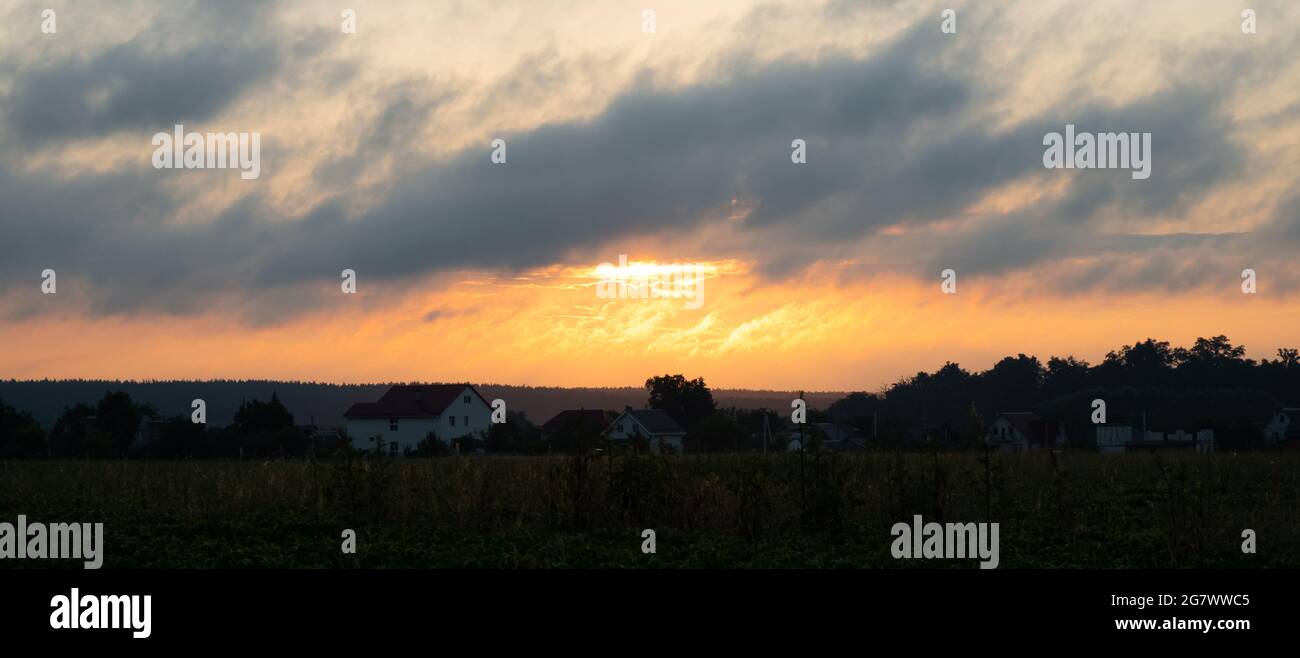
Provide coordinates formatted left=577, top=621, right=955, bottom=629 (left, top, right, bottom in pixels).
left=344, top=383, right=492, bottom=454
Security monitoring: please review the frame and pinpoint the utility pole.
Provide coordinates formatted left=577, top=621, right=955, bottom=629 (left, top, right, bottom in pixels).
left=762, top=409, right=770, bottom=455
left=796, top=390, right=806, bottom=452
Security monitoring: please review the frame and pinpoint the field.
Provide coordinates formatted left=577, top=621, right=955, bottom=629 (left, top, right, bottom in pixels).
left=2, top=451, right=1296, bottom=568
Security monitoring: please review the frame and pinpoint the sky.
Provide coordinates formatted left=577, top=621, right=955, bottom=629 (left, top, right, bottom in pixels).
left=1, top=0, right=1298, bottom=391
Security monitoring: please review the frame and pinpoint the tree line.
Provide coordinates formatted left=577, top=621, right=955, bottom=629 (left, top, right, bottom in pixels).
left=0, top=335, right=1293, bottom=458
left=826, top=335, right=1298, bottom=451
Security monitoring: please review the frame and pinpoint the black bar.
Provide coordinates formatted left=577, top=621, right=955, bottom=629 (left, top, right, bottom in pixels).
left=1, top=568, right=1288, bottom=646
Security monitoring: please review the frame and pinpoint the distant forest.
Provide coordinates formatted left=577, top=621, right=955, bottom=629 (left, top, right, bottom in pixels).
left=0, top=380, right=845, bottom=430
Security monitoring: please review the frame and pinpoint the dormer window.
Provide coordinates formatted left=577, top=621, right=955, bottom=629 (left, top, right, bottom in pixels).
left=464, top=395, right=471, bottom=404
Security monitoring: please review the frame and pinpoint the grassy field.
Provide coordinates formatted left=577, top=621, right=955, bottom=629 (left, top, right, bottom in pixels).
left=2, top=451, right=1296, bottom=568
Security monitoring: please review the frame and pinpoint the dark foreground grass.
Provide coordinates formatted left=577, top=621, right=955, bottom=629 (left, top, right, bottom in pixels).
left=1, top=451, right=1295, bottom=568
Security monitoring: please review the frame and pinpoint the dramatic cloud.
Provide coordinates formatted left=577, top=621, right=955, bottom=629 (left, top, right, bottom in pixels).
left=0, top=0, right=1297, bottom=387
left=1, top=1, right=308, bottom=145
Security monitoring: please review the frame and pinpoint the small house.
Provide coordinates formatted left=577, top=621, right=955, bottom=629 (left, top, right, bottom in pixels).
left=988, top=412, right=1068, bottom=453
left=605, top=408, right=687, bottom=454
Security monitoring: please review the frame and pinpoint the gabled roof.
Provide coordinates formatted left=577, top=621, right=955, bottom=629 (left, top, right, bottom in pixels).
left=611, top=408, right=685, bottom=435
left=812, top=422, right=862, bottom=443
left=542, top=409, right=617, bottom=431
left=994, top=412, right=1066, bottom=446
left=996, top=412, right=1040, bottom=439
left=344, top=384, right=484, bottom=419
left=1272, top=408, right=1300, bottom=422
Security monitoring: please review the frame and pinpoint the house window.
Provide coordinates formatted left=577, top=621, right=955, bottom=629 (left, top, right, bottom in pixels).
left=450, top=416, right=456, bottom=427
left=390, top=442, right=398, bottom=454
left=464, top=416, right=469, bottom=426
left=389, top=418, right=398, bottom=431
left=464, top=395, right=471, bottom=404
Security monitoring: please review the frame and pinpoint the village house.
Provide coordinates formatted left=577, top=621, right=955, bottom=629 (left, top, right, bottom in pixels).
left=1096, top=425, right=1215, bottom=454
left=1264, top=408, right=1300, bottom=445
left=787, top=422, right=865, bottom=452
left=343, top=384, right=492, bottom=455
left=540, top=409, right=618, bottom=442
left=132, top=415, right=168, bottom=448
left=987, top=412, right=1068, bottom=453
left=604, top=408, right=687, bottom=454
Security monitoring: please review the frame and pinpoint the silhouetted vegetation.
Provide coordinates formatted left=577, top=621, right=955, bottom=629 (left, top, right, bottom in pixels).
left=3, top=337, right=1297, bottom=568
left=645, top=374, right=717, bottom=428
left=406, top=432, right=450, bottom=457
left=3, top=452, right=1295, bottom=567
left=0, top=399, right=44, bottom=459
left=0, top=379, right=840, bottom=431
left=0, top=336, right=1293, bottom=460
left=827, top=336, right=1298, bottom=450
left=46, top=391, right=156, bottom=459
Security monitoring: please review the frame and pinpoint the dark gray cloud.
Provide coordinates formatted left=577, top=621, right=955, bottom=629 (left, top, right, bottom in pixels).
left=909, top=82, right=1252, bottom=285
left=268, top=21, right=977, bottom=285
left=1269, top=191, right=1300, bottom=239
left=2, top=0, right=329, bottom=146
left=312, top=81, right=459, bottom=187
left=423, top=306, right=477, bottom=323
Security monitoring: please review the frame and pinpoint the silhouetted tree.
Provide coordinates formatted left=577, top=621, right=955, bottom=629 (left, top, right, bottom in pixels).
left=548, top=411, right=605, bottom=454
left=149, top=415, right=208, bottom=458
left=1276, top=348, right=1299, bottom=368
left=50, top=404, right=104, bottom=458
left=485, top=411, right=541, bottom=453
left=980, top=354, right=1044, bottom=413
left=96, top=390, right=150, bottom=457
left=232, top=393, right=294, bottom=434
left=645, top=374, right=716, bottom=428
left=49, top=390, right=153, bottom=458
left=686, top=414, right=747, bottom=453
left=1043, top=356, right=1090, bottom=400
left=0, top=398, right=46, bottom=458
left=407, top=431, right=450, bottom=457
